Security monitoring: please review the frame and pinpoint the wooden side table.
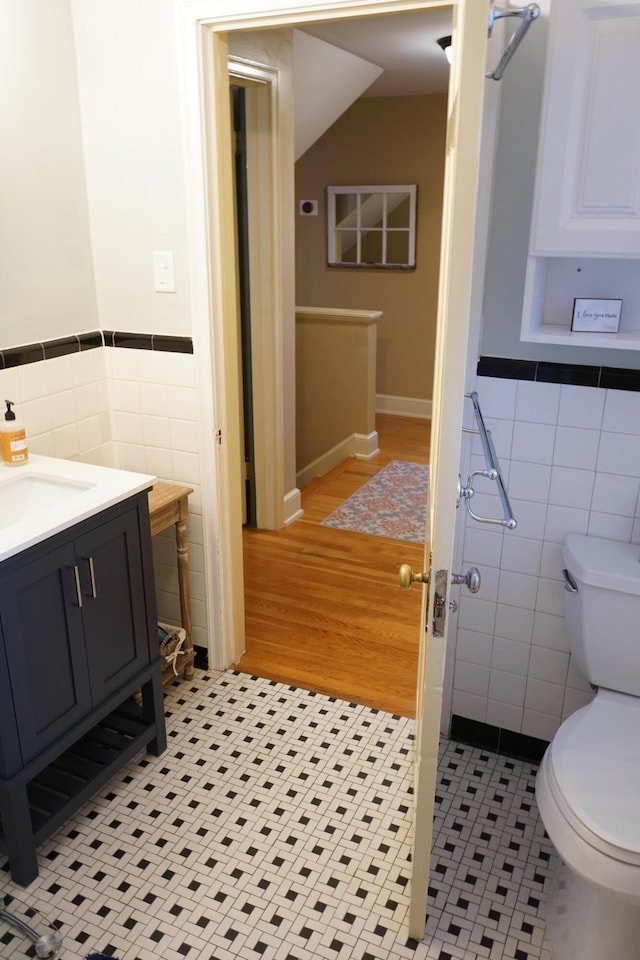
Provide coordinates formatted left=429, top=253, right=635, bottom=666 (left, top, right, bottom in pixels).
left=147, top=481, right=195, bottom=685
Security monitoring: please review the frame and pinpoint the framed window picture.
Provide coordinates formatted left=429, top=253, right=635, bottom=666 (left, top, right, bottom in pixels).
left=571, top=298, right=622, bottom=333
left=327, top=185, right=417, bottom=269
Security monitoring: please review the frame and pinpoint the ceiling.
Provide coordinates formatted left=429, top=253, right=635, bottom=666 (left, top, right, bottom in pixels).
left=298, top=8, right=453, bottom=97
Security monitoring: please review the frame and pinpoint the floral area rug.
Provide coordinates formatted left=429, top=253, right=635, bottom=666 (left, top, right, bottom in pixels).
left=321, top=459, right=429, bottom=542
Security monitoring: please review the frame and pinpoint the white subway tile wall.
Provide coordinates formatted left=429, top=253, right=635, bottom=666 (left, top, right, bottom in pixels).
left=107, top=347, right=207, bottom=649
left=452, top=375, right=640, bottom=742
left=0, top=349, right=113, bottom=466
left=0, top=347, right=208, bottom=653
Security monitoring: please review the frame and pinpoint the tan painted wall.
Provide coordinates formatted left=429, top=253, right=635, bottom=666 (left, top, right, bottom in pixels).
left=296, top=309, right=377, bottom=475
left=295, top=94, right=447, bottom=403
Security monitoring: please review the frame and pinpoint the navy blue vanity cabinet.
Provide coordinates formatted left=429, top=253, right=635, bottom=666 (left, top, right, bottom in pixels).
left=75, top=507, right=151, bottom=707
left=0, top=540, right=92, bottom=765
left=0, top=491, right=166, bottom=886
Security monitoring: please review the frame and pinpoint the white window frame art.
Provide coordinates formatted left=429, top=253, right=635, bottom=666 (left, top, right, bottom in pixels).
left=327, top=184, right=417, bottom=268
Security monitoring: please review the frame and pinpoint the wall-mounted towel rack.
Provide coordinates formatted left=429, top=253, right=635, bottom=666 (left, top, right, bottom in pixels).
left=459, top=391, right=517, bottom=530
left=486, top=3, right=540, bottom=82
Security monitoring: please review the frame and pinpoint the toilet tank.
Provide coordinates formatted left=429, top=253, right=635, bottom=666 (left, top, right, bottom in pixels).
left=563, top=534, right=640, bottom=696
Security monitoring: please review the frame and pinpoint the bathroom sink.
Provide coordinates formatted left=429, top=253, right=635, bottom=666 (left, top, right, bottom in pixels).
left=0, top=473, right=94, bottom=529
left=0, top=455, right=156, bottom=562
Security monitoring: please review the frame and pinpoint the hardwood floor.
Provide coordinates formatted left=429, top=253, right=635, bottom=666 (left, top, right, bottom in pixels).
left=235, top=414, right=431, bottom=718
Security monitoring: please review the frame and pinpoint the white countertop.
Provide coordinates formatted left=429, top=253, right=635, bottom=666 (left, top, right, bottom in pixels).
left=0, top=455, right=156, bottom=563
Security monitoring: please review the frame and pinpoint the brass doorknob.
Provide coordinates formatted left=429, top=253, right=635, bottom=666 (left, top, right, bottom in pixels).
left=398, top=564, right=429, bottom=590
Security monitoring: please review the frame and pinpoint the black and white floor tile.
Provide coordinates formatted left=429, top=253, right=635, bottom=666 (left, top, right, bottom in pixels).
left=0, top=671, right=556, bottom=960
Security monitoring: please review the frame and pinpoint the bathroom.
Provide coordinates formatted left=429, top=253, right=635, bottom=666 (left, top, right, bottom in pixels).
left=2, top=0, right=640, bottom=957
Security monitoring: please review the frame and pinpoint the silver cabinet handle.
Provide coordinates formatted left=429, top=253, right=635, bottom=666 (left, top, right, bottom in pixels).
left=87, top=557, right=97, bottom=599
left=72, top=565, right=83, bottom=608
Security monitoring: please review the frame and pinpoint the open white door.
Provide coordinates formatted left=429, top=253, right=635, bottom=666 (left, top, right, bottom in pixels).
left=407, top=0, right=491, bottom=939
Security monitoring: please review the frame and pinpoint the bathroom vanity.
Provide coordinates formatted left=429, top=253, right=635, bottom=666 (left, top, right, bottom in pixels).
left=0, top=457, right=166, bottom=885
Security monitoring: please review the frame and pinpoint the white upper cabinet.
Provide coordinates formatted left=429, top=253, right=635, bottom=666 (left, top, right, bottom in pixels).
left=531, top=0, right=640, bottom=258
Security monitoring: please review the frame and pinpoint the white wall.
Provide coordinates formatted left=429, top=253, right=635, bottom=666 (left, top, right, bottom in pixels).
left=70, top=0, right=191, bottom=336
left=0, top=0, right=97, bottom=347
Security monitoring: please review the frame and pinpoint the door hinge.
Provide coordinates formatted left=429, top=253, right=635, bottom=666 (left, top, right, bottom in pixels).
left=214, top=428, right=223, bottom=445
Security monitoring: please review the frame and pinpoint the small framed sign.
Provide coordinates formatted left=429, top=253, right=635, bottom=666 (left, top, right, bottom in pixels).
left=571, top=298, right=622, bottom=333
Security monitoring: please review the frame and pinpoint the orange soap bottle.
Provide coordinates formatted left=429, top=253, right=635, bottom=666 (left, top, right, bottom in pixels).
left=1, top=400, right=28, bottom=466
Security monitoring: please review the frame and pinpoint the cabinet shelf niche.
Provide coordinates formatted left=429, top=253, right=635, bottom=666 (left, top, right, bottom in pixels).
left=521, top=255, right=640, bottom=350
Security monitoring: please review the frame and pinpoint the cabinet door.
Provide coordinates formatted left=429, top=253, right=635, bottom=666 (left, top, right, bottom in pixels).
left=76, top=506, right=151, bottom=705
left=0, top=542, right=92, bottom=766
left=531, top=0, right=640, bottom=257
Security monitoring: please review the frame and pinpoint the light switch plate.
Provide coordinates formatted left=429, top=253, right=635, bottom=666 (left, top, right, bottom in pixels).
left=153, top=251, right=176, bottom=292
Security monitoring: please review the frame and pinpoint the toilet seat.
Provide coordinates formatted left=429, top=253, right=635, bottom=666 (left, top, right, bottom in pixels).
left=536, top=690, right=640, bottom=899
left=547, top=690, right=640, bottom=867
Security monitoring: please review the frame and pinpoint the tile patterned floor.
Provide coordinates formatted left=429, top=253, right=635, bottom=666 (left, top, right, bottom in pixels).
left=0, top=671, right=556, bottom=960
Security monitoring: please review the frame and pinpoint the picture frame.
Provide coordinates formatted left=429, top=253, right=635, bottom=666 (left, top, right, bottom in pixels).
left=571, top=298, right=622, bottom=333
left=327, top=185, right=417, bottom=269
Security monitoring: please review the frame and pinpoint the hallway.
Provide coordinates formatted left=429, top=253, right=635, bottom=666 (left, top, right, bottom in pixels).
left=237, top=415, right=430, bottom=717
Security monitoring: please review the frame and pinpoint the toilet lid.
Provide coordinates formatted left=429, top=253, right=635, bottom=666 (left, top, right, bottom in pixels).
left=549, top=691, right=640, bottom=866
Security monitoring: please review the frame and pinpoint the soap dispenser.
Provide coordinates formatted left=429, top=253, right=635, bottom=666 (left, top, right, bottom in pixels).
left=1, top=400, right=28, bottom=466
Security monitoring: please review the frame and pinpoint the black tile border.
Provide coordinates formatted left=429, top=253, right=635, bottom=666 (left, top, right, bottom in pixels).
left=450, top=714, right=548, bottom=764
left=79, top=332, right=104, bottom=351
left=152, top=335, right=194, bottom=354
left=476, top=357, right=537, bottom=382
left=113, top=331, right=153, bottom=351
left=599, top=366, right=640, bottom=391
left=103, top=331, right=193, bottom=354
left=3, top=343, right=45, bottom=368
left=477, top=356, right=640, bottom=391
left=0, top=330, right=194, bottom=369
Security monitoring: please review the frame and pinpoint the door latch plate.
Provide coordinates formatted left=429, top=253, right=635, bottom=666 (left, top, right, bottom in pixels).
left=432, top=569, right=448, bottom=637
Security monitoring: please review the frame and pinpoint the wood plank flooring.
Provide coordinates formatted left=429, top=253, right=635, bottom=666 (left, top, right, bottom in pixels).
left=235, top=415, right=431, bottom=718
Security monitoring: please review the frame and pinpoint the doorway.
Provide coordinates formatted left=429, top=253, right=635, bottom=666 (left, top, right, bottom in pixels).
left=182, top=0, right=492, bottom=938
left=229, top=15, right=450, bottom=716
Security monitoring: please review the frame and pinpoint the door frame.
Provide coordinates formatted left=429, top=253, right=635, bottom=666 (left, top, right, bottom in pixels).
left=177, top=0, right=453, bottom=671
left=229, top=59, right=286, bottom=536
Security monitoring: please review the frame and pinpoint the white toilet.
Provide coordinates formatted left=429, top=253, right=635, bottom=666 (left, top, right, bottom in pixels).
left=536, top=533, right=640, bottom=960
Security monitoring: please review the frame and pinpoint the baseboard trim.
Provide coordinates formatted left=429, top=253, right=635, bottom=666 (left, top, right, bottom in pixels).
left=353, top=431, right=379, bottom=460
left=283, top=487, right=303, bottom=526
left=296, top=431, right=364, bottom=487
left=376, top=394, right=432, bottom=419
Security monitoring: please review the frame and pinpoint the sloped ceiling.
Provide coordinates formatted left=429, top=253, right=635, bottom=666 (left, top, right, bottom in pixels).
left=293, top=31, right=383, bottom=160
left=293, top=9, right=453, bottom=158
left=299, top=8, right=453, bottom=98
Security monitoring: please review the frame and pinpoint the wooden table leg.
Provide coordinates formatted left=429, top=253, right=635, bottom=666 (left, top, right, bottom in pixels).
left=175, top=504, right=194, bottom=680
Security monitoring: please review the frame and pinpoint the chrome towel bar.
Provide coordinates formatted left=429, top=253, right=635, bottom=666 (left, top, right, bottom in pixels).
left=486, top=3, right=540, bottom=82
left=459, top=391, right=517, bottom=530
